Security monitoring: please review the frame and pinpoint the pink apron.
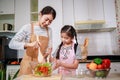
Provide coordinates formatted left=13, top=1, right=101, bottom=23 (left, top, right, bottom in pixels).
left=58, top=43, right=76, bottom=75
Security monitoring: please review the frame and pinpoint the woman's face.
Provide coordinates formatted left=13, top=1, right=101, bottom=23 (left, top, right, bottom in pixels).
left=61, top=33, right=73, bottom=45
left=39, top=14, right=54, bottom=27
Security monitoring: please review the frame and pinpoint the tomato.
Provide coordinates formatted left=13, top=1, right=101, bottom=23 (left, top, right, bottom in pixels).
left=86, top=63, right=90, bottom=69
left=102, top=59, right=111, bottom=69
left=97, top=64, right=104, bottom=69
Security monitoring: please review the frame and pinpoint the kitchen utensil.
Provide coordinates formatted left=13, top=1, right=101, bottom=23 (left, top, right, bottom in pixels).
left=3, top=23, right=13, bottom=31
left=37, top=35, right=44, bottom=63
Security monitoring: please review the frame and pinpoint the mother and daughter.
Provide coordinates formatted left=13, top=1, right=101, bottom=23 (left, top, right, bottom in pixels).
left=9, top=6, right=81, bottom=77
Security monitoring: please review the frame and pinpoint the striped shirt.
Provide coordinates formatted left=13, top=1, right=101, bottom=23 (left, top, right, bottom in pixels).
left=9, top=23, right=52, bottom=50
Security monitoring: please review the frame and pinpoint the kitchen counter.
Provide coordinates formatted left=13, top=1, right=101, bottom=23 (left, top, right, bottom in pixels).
left=63, top=73, right=120, bottom=80
left=79, top=55, right=120, bottom=63
left=14, top=73, right=120, bottom=80
left=14, top=74, right=62, bottom=80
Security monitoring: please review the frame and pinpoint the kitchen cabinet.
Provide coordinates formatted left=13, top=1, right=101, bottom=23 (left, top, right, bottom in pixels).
left=0, top=0, right=15, bottom=31
left=103, top=0, right=117, bottom=28
left=73, top=0, right=116, bottom=32
left=30, top=0, right=38, bottom=22
left=110, top=62, right=120, bottom=73
left=0, top=0, right=15, bottom=14
left=62, top=0, right=74, bottom=26
left=6, top=65, right=20, bottom=80
left=74, top=0, right=104, bottom=24
left=14, top=0, right=30, bottom=32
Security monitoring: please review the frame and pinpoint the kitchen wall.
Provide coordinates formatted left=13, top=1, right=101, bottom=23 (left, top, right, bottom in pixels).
left=77, top=30, right=118, bottom=56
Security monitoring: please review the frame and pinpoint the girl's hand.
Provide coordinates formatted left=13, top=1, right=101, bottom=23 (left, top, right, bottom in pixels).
left=52, top=59, right=60, bottom=70
left=55, top=60, right=61, bottom=68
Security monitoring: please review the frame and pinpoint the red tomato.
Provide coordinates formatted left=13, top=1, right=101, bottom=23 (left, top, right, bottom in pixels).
left=102, top=59, right=111, bottom=69
left=86, top=63, right=90, bottom=69
left=97, top=64, right=104, bottom=69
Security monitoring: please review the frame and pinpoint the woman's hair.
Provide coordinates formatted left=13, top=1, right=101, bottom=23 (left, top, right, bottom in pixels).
left=56, top=25, right=78, bottom=59
left=40, top=6, right=56, bottom=20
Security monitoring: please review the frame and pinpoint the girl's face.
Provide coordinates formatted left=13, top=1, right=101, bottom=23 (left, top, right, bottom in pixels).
left=61, top=33, right=73, bottom=45
left=39, top=14, right=53, bottom=27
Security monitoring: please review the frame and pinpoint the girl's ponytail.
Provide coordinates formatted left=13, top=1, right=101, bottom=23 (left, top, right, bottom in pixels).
left=56, top=42, right=63, bottom=59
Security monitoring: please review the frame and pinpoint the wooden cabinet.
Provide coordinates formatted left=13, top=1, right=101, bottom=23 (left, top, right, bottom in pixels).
left=0, top=0, right=15, bottom=14
left=14, top=0, right=30, bottom=32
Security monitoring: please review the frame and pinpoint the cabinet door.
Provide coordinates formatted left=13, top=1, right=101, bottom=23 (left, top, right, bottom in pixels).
left=74, top=0, right=104, bottom=22
left=62, top=0, right=74, bottom=26
left=88, top=0, right=104, bottom=20
left=110, top=62, right=120, bottom=73
left=15, top=0, right=30, bottom=32
left=0, top=0, right=14, bottom=14
left=103, top=0, right=117, bottom=28
left=74, top=0, right=88, bottom=21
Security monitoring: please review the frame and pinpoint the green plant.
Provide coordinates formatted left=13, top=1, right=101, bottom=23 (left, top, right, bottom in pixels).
left=12, top=69, right=20, bottom=79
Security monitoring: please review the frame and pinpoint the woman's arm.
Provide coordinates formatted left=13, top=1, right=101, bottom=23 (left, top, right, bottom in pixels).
left=9, top=24, right=31, bottom=50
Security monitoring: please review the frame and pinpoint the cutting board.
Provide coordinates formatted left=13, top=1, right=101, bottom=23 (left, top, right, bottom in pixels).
left=15, top=74, right=62, bottom=80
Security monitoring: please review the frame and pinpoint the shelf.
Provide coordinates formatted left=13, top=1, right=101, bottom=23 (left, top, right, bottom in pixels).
left=76, top=27, right=116, bottom=33
left=0, top=30, right=16, bottom=33
left=75, top=20, right=105, bottom=24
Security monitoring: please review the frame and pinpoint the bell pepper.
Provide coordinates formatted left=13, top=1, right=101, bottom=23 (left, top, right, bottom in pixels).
left=93, top=58, right=102, bottom=65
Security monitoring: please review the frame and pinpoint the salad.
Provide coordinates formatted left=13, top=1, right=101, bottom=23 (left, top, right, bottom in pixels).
left=34, top=62, right=52, bottom=77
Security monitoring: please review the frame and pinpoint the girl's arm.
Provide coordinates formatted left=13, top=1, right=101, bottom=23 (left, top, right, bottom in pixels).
left=56, top=59, right=79, bottom=69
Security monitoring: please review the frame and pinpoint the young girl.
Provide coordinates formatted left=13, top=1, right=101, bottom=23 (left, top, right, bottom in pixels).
left=51, top=25, right=81, bottom=75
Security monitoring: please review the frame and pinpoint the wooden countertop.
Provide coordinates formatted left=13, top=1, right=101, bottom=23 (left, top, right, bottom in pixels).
left=63, top=73, right=120, bottom=80
left=14, top=74, right=62, bottom=80
left=14, top=73, right=120, bottom=80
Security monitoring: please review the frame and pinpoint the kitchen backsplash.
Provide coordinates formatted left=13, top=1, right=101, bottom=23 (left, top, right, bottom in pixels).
left=77, top=30, right=118, bottom=56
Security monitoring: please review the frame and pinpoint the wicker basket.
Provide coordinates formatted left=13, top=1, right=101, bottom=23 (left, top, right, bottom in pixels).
left=88, top=68, right=110, bottom=78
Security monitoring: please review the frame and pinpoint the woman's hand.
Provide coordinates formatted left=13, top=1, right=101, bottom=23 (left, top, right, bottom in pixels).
left=24, top=41, right=41, bottom=49
left=44, top=48, right=52, bottom=58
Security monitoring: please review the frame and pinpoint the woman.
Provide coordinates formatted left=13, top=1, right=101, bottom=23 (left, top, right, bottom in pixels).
left=9, top=6, right=56, bottom=76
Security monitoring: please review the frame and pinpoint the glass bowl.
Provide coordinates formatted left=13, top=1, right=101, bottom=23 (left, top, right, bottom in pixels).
left=29, top=61, right=52, bottom=77
left=88, top=68, right=111, bottom=78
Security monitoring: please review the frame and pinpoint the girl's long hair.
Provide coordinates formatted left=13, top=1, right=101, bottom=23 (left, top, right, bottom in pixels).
left=56, top=25, right=78, bottom=59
